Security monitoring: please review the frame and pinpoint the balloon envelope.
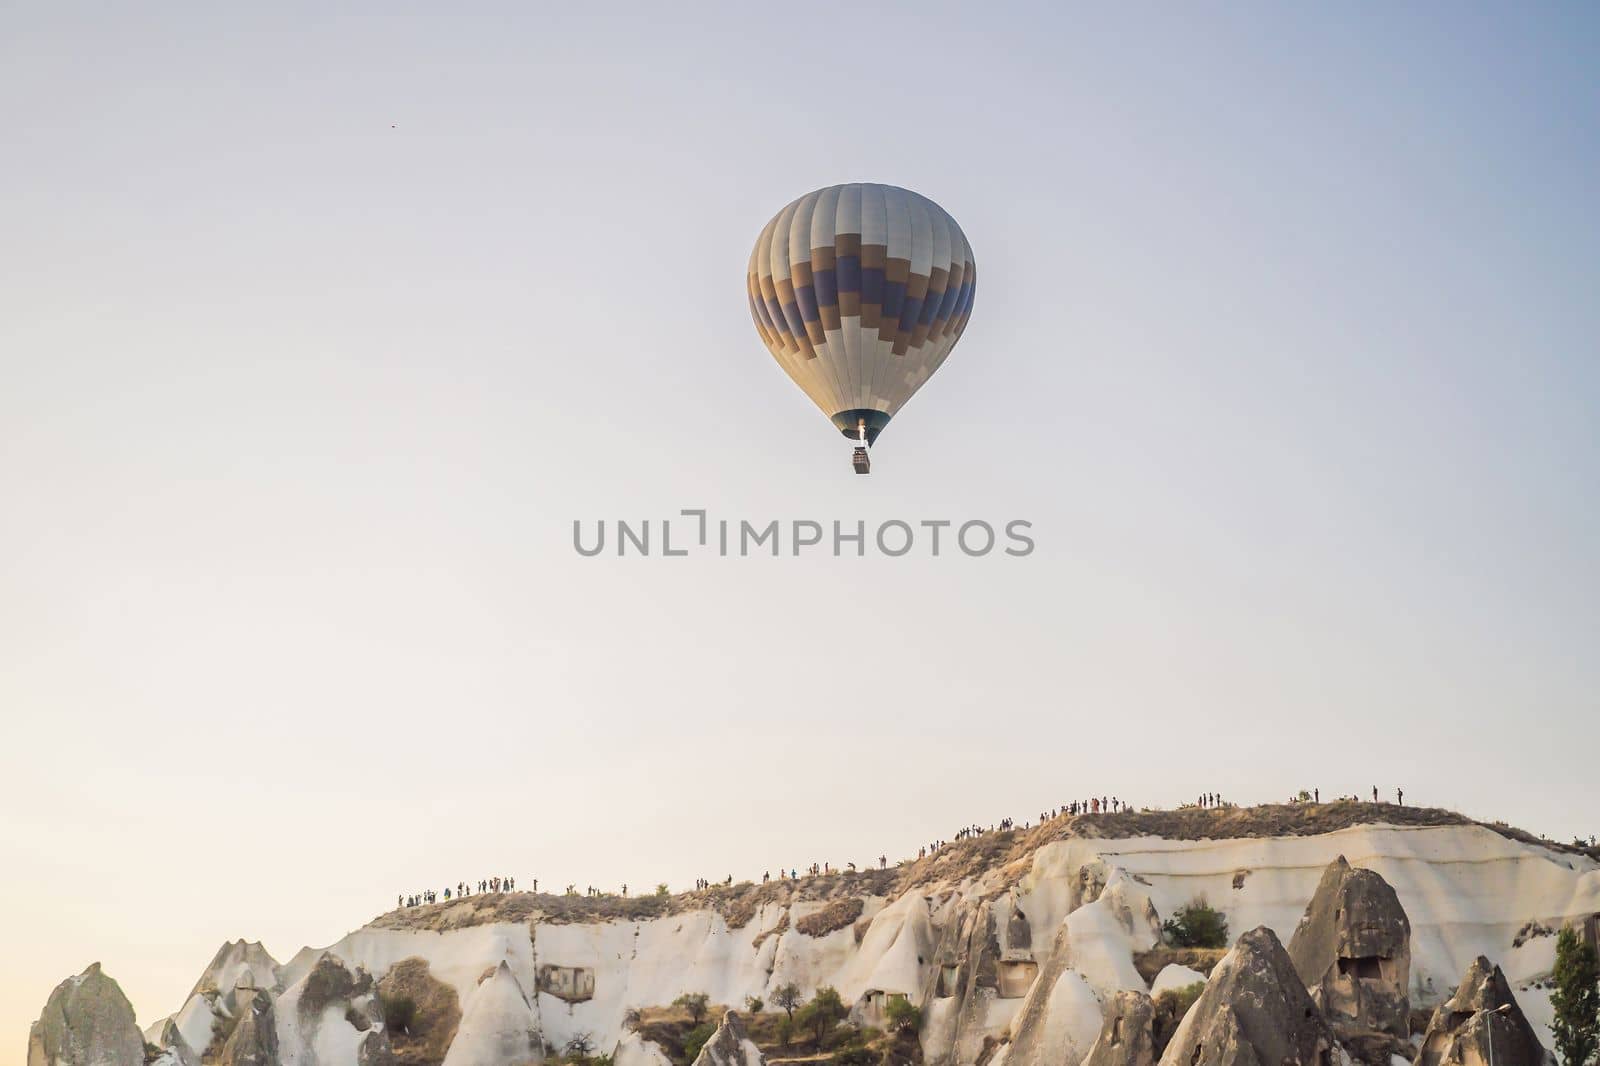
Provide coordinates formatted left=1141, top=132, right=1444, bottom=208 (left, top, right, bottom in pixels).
left=747, top=183, right=976, bottom=444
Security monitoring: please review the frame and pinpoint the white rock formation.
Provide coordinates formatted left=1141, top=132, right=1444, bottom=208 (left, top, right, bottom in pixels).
left=613, top=1031, right=674, bottom=1066
left=273, top=953, right=390, bottom=1066
left=93, top=812, right=1599, bottom=1066
left=688, top=1012, right=764, bottom=1066
left=439, top=961, right=542, bottom=1066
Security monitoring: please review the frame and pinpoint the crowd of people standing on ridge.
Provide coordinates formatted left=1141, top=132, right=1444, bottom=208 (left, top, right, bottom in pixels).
left=388, top=787, right=1454, bottom=912
left=1284, top=787, right=1405, bottom=805
left=398, top=875, right=520, bottom=909
left=577, top=883, right=627, bottom=896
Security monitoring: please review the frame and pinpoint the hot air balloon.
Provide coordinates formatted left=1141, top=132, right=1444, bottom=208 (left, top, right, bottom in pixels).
left=747, top=183, right=976, bottom=474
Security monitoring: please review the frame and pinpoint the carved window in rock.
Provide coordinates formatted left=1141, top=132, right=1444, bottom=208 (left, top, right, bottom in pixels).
left=936, top=965, right=960, bottom=998
left=1337, top=956, right=1386, bottom=980
left=536, top=965, right=595, bottom=1003
left=996, top=960, right=1038, bottom=999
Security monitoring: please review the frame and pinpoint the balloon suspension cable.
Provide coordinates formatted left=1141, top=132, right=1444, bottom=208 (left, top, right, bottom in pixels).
left=851, top=419, right=872, bottom=475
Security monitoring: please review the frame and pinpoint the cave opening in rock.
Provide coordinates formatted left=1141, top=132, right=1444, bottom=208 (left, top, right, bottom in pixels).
left=1337, top=956, right=1385, bottom=980
left=996, top=960, right=1038, bottom=999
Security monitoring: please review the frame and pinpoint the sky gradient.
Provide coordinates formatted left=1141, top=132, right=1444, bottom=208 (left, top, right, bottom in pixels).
left=2, top=4, right=1597, bottom=1062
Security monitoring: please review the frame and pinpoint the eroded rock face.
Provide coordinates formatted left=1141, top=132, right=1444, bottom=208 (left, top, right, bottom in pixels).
left=27, top=963, right=145, bottom=1066
left=1157, top=927, right=1338, bottom=1066
left=275, top=953, right=393, bottom=1066
left=219, top=989, right=281, bottom=1066
left=995, top=866, right=1160, bottom=1066
left=148, top=1018, right=200, bottom=1066
left=192, top=941, right=285, bottom=1007
left=438, top=961, right=540, bottom=1066
left=1413, top=957, right=1545, bottom=1066
left=689, top=1012, right=765, bottom=1066
left=376, top=957, right=461, bottom=1066
left=1287, top=856, right=1411, bottom=1063
left=1082, top=991, right=1156, bottom=1066
left=921, top=902, right=1004, bottom=1066
left=613, top=1032, right=674, bottom=1066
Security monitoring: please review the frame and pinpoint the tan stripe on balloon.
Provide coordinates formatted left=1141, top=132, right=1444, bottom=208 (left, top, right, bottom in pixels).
left=886, top=257, right=910, bottom=284
left=835, top=233, right=861, bottom=257
left=861, top=244, right=886, bottom=269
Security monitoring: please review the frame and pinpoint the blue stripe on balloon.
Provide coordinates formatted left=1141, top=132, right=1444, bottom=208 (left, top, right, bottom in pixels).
left=954, top=280, right=975, bottom=320
left=749, top=293, right=773, bottom=334
left=918, top=289, right=943, bottom=328
left=933, top=281, right=962, bottom=328
left=882, top=280, right=906, bottom=321
left=795, top=285, right=821, bottom=323
left=860, top=268, right=885, bottom=304
left=765, top=296, right=792, bottom=335
left=780, top=300, right=807, bottom=340
left=836, top=255, right=861, bottom=295
left=813, top=268, right=838, bottom=308
left=898, top=296, right=924, bottom=332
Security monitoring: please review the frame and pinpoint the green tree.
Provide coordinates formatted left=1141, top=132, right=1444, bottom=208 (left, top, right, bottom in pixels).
left=674, top=992, right=711, bottom=1027
left=744, top=995, right=764, bottom=1014
left=1151, top=983, right=1206, bottom=1060
left=1552, top=926, right=1600, bottom=1066
left=771, top=982, right=805, bottom=1021
left=797, top=986, right=846, bottom=1048
left=656, top=883, right=671, bottom=897
left=883, top=996, right=921, bottom=1035
left=683, top=1023, right=716, bottom=1063
left=1162, top=900, right=1229, bottom=949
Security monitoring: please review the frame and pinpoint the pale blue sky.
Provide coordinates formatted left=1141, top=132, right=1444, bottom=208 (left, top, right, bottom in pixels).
left=2, top=3, right=1597, bottom=1057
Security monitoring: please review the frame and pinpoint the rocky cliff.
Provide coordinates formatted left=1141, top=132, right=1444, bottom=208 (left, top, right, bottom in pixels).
left=31, top=806, right=1600, bottom=1066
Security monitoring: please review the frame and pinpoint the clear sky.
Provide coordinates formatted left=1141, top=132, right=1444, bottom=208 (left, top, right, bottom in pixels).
left=2, top=4, right=1597, bottom=1061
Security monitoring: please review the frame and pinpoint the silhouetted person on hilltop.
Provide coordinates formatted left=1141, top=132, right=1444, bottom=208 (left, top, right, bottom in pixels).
left=1397, top=788, right=1404, bottom=805
left=1372, top=786, right=1379, bottom=802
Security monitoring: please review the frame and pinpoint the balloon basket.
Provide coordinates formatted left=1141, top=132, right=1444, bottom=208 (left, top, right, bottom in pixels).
left=852, top=447, right=871, bottom=475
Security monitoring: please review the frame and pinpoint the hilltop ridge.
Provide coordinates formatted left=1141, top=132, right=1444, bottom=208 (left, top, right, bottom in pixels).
left=369, top=802, right=1594, bottom=934
left=42, top=800, right=1600, bottom=1066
